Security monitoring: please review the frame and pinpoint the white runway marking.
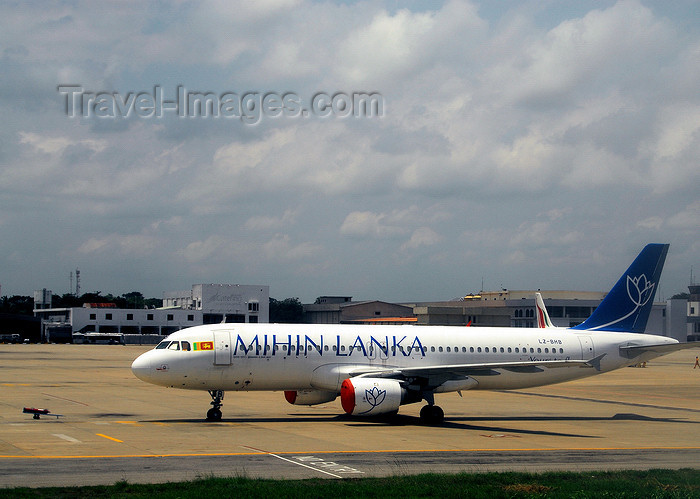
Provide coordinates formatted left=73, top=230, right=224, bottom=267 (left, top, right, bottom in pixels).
left=264, top=452, right=343, bottom=478
left=241, top=446, right=348, bottom=478
left=52, top=434, right=81, bottom=443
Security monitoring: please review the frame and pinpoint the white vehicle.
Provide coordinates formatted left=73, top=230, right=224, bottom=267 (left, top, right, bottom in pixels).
left=132, top=244, right=693, bottom=424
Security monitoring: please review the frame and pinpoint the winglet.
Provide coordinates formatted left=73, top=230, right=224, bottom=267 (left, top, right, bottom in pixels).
left=572, top=244, right=669, bottom=333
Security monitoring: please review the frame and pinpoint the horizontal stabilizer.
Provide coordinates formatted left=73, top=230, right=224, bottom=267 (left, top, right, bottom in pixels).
left=619, top=341, right=697, bottom=359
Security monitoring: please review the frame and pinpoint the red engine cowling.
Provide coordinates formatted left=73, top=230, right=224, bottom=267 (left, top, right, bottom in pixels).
left=284, top=389, right=338, bottom=406
left=340, top=378, right=404, bottom=416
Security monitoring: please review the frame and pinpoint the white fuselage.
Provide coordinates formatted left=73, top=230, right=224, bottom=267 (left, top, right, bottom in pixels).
left=131, top=323, right=677, bottom=393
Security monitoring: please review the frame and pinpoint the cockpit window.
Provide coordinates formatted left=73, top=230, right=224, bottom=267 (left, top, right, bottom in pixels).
left=156, top=341, right=171, bottom=350
left=168, top=341, right=180, bottom=350
left=181, top=341, right=191, bottom=351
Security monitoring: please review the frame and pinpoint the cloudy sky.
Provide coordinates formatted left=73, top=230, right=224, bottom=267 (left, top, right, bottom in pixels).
left=1, top=0, right=698, bottom=303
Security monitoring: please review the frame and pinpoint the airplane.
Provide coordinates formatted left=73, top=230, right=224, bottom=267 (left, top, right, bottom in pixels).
left=132, top=243, right=695, bottom=424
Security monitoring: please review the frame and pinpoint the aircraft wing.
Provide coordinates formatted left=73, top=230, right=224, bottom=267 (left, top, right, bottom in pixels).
left=348, top=358, right=596, bottom=391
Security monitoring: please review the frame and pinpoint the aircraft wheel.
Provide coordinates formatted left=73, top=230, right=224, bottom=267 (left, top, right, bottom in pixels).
left=419, top=405, right=444, bottom=425
left=206, top=408, right=222, bottom=421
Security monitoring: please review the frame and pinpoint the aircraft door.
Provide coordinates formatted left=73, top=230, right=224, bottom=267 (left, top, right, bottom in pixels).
left=578, top=335, right=595, bottom=360
left=367, top=339, right=389, bottom=362
left=213, top=330, right=232, bottom=365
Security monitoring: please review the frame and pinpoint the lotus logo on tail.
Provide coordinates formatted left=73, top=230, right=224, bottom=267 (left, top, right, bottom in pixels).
left=627, top=274, right=654, bottom=308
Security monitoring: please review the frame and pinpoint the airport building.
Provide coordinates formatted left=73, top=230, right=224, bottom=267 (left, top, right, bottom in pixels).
left=688, top=284, right=700, bottom=341
left=304, top=289, right=691, bottom=342
left=33, top=284, right=269, bottom=343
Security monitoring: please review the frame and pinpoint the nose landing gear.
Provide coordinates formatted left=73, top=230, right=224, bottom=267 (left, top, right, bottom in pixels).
left=207, top=390, right=224, bottom=421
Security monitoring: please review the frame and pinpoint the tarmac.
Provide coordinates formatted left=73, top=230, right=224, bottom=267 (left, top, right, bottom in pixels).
left=1, top=343, right=699, bottom=487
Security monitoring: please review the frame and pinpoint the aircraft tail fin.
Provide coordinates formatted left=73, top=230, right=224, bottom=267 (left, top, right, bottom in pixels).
left=535, top=292, right=554, bottom=328
left=572, top=244, right=669, bottom=333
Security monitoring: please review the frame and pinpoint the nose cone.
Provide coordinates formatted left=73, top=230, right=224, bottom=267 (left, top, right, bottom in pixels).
left=131, top=352, right=153, bottom=382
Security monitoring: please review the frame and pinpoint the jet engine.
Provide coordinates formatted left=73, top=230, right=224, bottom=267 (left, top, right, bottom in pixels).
left=284, top=389, right=338, bottom=406
left=340, top=378, right=406, bottom=416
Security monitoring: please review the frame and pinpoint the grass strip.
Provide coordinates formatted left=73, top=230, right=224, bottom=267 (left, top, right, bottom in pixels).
left=2, top=469, right=700, bottom=498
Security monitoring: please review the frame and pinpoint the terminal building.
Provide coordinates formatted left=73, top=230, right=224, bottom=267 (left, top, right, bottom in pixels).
left=33, top=284, right=269, bottom=343
left=304, top=288, right=692, bottom=343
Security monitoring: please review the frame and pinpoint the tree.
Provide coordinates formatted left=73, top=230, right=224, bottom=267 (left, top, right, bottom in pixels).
left=144, top=297, right=163, bottom=309
left=670, top=292, right=689, bottom=300
left=122, top=291, right=145, bottom=309
left=53, top=293, right=81, bottom=308
left=269, top=297, right=304, bottom=323
left=0, top=295, right=34, bottom=315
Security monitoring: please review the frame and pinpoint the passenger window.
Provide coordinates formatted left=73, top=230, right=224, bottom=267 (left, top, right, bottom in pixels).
left=168, top=342, right=180, bottom=350
left=181, top=341, right=191, bottom=351
left=537, top=348, right=542, bottom=353
left=431, top=346, right=436, bottom=352
left=500, top=347, right=505, bottom=353
left=485, top=347, right=489, bottom=353
left=156, top=341, right=170, bottom=350
left=446, top=347, right=451, bottom=352
left=470, top=347, right=474, bottom=353
left=439, top=347, right=443, bottom=352
left=477, top=347, right=482, bottom=353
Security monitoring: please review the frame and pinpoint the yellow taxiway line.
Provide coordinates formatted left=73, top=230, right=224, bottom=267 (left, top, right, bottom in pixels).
left=2, top=446, right=700, bottom=460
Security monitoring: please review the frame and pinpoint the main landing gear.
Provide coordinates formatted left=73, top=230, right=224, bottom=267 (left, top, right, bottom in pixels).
left=419, top=404, right=445, bottom=425
left=419, top=392, right=444, bottom=425
left=207, top=390, right=224, bottom=421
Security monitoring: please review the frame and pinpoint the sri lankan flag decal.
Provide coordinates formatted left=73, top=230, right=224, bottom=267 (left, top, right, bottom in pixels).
left=194, top=341, right=214, bottom=351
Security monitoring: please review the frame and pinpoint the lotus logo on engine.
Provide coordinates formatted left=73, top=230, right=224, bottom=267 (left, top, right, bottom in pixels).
left=364, top=387, right=386, bottom=409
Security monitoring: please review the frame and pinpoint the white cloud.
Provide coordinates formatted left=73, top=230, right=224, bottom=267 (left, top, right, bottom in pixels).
left=245, top=209, right=298, bottom=231
left=262, top=234, right=322, bottom=261
left=77, top=233, right=159, bottom=256
left=340, top=211, right=399, bottom=238
left=667, top=201, right=700, bottom=231
left=402, top=227, right=442, bottom=250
